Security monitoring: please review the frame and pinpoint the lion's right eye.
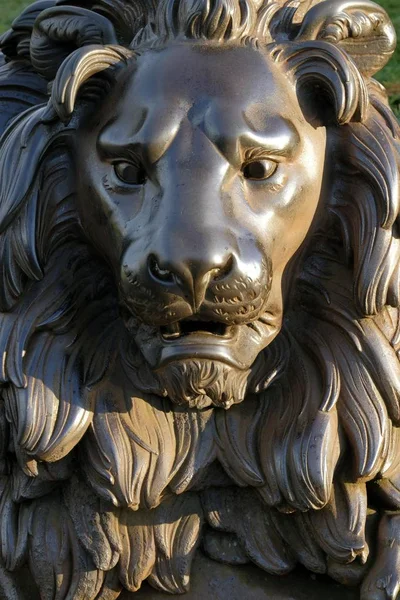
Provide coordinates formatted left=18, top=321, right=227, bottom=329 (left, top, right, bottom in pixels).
left=242, top=159, right=277, bottom=181
left=114, top=162, right=147, bottom=185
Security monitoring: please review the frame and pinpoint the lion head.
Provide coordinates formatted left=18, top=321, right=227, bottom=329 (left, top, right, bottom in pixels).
left=0, top=0, right=399, bottom=598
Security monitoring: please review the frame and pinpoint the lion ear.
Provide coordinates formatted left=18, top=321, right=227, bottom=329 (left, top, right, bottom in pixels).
left=296, top=0, right=396, bottom=77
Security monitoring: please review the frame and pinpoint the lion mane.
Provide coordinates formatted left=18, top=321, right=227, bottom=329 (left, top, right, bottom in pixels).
left=0, top=0, right=399, bottom=598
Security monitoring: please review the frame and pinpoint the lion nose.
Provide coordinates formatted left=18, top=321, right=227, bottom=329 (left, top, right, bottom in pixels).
left=147, top=253, right=234, bottom=310
left=148, top=256, right=176, bottom=284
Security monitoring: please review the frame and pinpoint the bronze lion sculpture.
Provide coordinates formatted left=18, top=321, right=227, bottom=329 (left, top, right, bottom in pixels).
left=0, top=0, right=399, bottom=598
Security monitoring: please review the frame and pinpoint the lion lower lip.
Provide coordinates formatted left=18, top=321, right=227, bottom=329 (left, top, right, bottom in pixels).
left=161, top=320, right=231, bottom=340
left=152, top=318, right=279, bottom=370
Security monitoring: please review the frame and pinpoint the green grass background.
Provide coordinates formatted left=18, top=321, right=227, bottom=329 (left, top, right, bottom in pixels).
left=0, top=0, right=33, bottom=31
left=374, top=0, right=400, bottom=117
left=0, top=0, right=399, bottom=113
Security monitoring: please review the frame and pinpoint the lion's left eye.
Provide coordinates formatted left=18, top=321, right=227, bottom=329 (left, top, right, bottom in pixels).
left=114, top=162, right=147, bottom=185
left=242, top=160, right=277, bottom=181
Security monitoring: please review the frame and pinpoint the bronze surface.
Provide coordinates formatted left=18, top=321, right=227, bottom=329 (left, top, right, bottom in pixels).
left=0, top=0, right=399, bottom=599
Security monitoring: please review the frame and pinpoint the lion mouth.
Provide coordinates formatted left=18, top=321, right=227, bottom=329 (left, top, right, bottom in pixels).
left=128, top=311, right=281, bottom=371
left=160, top=320, right=233, bottom=340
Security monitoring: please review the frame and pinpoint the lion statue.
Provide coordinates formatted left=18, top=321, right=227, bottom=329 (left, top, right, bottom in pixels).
left=0, top=0, right=399, bottom=598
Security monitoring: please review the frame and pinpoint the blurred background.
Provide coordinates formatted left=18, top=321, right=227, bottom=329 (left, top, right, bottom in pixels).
left=0, top=0, right=399, bottom=116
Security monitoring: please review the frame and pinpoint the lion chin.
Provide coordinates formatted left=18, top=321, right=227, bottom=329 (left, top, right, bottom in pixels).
left=141, top=359, right=252, bottom=409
